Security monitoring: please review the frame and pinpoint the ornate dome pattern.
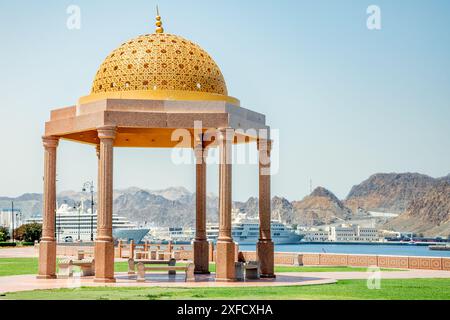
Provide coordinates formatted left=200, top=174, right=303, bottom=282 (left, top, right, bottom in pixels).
left=91, top=33, right=228, bottom=96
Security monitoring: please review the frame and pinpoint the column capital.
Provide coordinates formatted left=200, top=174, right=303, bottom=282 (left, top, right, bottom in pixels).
left=193, top=134, right=209, bottom=161
left=217, top=128, right=235, bottom=142
left=42, top=136, right=59, bottom=149
left=257, top=139, right=272, bottom=152
left=97, top=126, right=117, bottom=140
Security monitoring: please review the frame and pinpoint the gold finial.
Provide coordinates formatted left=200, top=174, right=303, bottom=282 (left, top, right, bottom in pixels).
left=155, top=5, right=164, bottom=33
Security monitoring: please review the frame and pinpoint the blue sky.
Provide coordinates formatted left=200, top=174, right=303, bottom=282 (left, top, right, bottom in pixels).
left=0, top=0, right=449, bottom=201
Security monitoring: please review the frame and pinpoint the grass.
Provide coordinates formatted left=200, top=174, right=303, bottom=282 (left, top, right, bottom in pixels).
left=0, top=258, right=400, bottom=277
left=3, top=279, right=450, bottom=300
left=0, top=258, right=38, bottom=277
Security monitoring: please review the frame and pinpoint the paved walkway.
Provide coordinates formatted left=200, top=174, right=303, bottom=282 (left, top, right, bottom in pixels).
left=288, top=269, right=450, bottom=280
left=0, top=247, right=37, bottom=258
left=1, top=269, right=450, bottom=294
left=0, top=273, right=336, bottom=294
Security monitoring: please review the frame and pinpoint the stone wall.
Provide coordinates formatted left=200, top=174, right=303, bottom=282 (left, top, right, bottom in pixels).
left=57, top=245, right=94, bottom=258
left=54, top=244, right=450, bottom=272
left=298, top=253, right=450, bottom=271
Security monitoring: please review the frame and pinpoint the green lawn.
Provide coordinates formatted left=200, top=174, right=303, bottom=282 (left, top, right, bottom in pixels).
left=3, top=279, right=450, bottom=300
left=0, top=258, right=39, bottom=277
left=0, top=258, right=399, bottom=277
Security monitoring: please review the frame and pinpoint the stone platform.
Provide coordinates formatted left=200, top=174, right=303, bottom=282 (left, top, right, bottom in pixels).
left=0, top=272, right=335, bottom=294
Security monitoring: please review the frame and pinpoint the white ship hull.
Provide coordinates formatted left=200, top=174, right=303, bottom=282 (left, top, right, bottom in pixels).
left=26, top=203, right=149, bottom=243
left=113, top=228, right=150, bottom=244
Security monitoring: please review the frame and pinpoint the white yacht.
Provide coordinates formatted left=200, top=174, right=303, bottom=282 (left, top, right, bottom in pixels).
left=147, top=227, right=195, bottom=243
left=147, top=210, right=301, bottom=244
left=26, top=203, right=149, bottom=243
left=206, top=211, right=302, bottom=245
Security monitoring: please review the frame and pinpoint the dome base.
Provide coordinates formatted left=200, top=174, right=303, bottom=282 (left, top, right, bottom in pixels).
left=79, top=89, right=240, bottom=107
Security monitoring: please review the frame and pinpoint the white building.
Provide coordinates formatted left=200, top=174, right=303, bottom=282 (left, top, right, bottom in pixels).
left=329, top=224, right=380, bottom=242
left=0, top=209, right=22, bottom=230
left=303, top=229, right=330, bottom=242
left=299, top=224, right=381, bottom=242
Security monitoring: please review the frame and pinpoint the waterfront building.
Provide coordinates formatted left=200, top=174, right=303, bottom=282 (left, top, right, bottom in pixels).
left=38, top=11, right=275, bottom=282
left=302, top=228, right=330, bottom=242
left=0, top=209, right=22, bottom=230
left=328, top=224, right=381, bottom=242
left=299, top=224, right=382, bottom=242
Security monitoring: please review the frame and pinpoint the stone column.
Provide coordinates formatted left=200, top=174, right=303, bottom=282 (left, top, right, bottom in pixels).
left=94, top=126, right=116, bottom=283
left=257, top=139, right=275, bottom=278
left=37, top=136, right=59, bottom=279
left=193, top=135, right=210, bottom=274
left=216, top=128, right=235, bottom=281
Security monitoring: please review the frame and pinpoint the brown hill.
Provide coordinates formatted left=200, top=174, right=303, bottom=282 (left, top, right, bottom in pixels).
left=292, top=187, right=351, bottom=226
left=344, top=173, right=437, bottom=213
left=384, top=182, right=450, bottom=237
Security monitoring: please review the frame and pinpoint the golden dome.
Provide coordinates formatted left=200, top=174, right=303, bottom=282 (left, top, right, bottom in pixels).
left=91, top=33, right=228, bottom=97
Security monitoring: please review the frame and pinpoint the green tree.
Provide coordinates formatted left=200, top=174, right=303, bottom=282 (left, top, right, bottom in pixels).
left=14, top=223, right=42, bottom=242
left=0, top=226, right=10, bottom=242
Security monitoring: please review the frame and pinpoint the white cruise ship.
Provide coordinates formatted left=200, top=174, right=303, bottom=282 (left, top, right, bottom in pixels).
left=147, top=210, right=301, bottom=245
left=27, top=203, right=149, bottom=243
left=206, top=211, right=301, bottom=245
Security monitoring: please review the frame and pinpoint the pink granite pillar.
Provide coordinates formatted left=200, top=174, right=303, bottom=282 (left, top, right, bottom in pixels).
left=37, top=136, right=59, bottom=279
left=193, top=135, right=210, bottom=274
left=94, top=126, right=116, bottom=283
left=257, top=139, right=275, bottom=278
left=216, top=128, right=236, bottom=281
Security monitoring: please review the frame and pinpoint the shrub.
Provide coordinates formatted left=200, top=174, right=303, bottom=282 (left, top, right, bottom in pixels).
left=20, top=242, right=35, bottom=246
left=0, top=226, right=9, bottom=242
left=14, top=223, right=42, bottom=242
left=0, top=242, right=16, bottom=247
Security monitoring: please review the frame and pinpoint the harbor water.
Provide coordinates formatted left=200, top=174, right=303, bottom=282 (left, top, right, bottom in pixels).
left=239, top=243, right=450, bottom=257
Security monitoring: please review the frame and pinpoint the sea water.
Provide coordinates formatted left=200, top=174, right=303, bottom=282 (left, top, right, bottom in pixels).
left=239, top=243, right=450, bottom=257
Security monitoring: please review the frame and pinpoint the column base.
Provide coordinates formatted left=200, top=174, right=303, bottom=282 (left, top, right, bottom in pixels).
left=257, top=240, right=275, bottom=278
left=94, top=240, right=115, bottom=282
left=36, top=275, right=57, bottom=280
left=194, top=271, right=211, bottom=275
left=215, top=240, right=236, bottom=281
left=215, top=277, right=238, bottom=282
left=93, top=277, right=117, bottom=283
left=260, top=274, right=277, bottom=279
left=37, top=240, right=57, bottom=279
left=193, top=239, right=210, bottom=274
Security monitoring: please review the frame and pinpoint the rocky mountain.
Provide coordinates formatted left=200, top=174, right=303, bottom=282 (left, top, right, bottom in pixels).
left=384, top=181, right=450, bottom=237
left=291, top=187, right=352, bottom=226
left=113, top=188, right=218, bottom=227
left=2, top=172, right=450, bottom=236
left=233, top=196, right=295, bottom=223
left=344, top=173, right=439, bottom=213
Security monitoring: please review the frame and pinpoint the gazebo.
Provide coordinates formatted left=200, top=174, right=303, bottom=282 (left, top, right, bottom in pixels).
left=37, top=12, right=274, bottom=282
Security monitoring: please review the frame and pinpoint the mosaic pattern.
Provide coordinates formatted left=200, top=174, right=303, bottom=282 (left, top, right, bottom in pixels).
left=319, top=254, right=348, bottom=266
left=347, top=255, right=378, bottom=267
left=408, top=257, right=442, bottom=270
left=91, top=33, right=228, bottom=96
left=377, top=256, right=409, bottom=268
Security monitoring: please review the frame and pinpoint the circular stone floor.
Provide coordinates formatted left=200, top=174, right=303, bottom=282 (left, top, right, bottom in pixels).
left=0, top=272, right=336, bottom=294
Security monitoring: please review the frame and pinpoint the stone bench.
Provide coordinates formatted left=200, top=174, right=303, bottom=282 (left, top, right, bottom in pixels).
left=128, top=258, right=176, bottom=275
left=58, top=258, right=95, bottom=278
left=245, top=261, right=260, bottom=280
left=136, top=262, right=195, bottom=282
